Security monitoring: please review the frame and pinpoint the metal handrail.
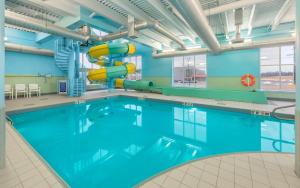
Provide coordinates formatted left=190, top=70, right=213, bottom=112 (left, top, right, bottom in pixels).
left=5, top=115, right=13, bottom=126
left=271, top=104, right=295, bottom=120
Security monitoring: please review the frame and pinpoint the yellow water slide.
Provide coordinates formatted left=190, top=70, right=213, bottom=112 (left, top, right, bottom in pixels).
left=87, top=43, right=136, bottom=81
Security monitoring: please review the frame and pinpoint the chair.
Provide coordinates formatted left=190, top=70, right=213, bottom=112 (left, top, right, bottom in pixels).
left=28, top=84, right=41, bottom=97
left=5, top=84, right=13, bottom=99
left=15, top=84, right=28, bottom=99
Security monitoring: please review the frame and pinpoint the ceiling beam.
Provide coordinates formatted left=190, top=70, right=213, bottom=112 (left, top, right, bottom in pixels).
left=204, top=0, right=274, bottom=16
left=247, top=5, right=256, bottom=36
left=105, top=0, right=178, bottom=48
left=108, top=0, right=153, bottom=22
left=72, top=0, right=126, bottom=25
left=19, top=0, right=80, bottom=17
left=140, top=30, right=172, bottom=47
left=144, top=0, right=197, bottom=43
left=72, top=0, right=184, bottom=49
left=270, top=0, right=294, bottom=31
left=134, top=36, right=163, bottom=50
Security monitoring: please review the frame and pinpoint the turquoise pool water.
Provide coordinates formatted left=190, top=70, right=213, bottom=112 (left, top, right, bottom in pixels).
left=10, top=96, right=295, bottom=188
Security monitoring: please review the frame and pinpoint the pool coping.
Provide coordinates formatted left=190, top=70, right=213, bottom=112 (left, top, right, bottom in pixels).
left=6, top=93, right=295, bottom=120
left=6, top=121, right=70, bottom=188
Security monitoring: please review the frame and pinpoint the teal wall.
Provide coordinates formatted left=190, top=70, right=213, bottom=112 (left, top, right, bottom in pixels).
left=5, top=51, right=63, bottom=76
left=138, top=44, right=294, bottom=100
left=4, top=28, right=63, bottom=76
left=136, top=43, right=173, bottom=87
left=207, top=49, right=260, bottom=91
left=4, top=28, right=65, bottom=94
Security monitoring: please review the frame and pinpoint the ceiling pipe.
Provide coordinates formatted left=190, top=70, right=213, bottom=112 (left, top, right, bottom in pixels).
left=98, top=21, right=186, bottom=49
left=5, top=11, right=89, bottom=41
left=5, top=43, right=54, bottom=56
left=5, top=11, right=185, bottom=50
left=204, top=0, right=274, bottom=16
left=152, top=37, right=295, bottom=58
left=171, top=0, right=220, bottom=52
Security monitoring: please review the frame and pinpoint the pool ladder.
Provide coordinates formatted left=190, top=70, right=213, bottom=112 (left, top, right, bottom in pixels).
left=271, top=104, right=295, bottom=120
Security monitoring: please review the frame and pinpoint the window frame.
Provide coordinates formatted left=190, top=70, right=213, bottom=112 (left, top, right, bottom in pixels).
left=172, top=54, right=207, bottom=88
left=260, top=45, right=295, bottom=92
left=123, top=55, right=142, bottom=81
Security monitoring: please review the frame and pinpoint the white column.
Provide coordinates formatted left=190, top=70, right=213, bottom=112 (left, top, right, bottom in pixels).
left=295, top=0, right=300, bottom=177
left=0, top=0, right=5, bottom=168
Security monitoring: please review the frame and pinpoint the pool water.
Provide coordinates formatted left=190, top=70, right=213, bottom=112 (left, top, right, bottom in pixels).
left=10, top=96, right=295, bottom=188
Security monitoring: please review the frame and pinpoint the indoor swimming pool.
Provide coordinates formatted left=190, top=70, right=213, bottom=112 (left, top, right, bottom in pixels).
left=10, top=96, right=295, bottom=188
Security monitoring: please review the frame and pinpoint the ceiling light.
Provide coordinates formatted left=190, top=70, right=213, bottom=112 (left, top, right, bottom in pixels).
left=162, top=49, right=175, bottom=52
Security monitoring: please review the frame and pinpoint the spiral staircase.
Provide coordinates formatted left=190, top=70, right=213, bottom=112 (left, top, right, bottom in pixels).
left=54, top=38, right=86, bottom=97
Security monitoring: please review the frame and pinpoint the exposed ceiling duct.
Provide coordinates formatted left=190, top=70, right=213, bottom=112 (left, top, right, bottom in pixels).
left=5, top=43, right=54, bottom=56
left=5, top=11, right=89, bottom=41
left=5, top=10, right=185, bottom=50
left=204, top=0, right=274, bottom=16
left=171, top=0, right=220, bottom=52
left=231, top=8, right=245, bottom=43
left=153, top=37, right=295, bottom=58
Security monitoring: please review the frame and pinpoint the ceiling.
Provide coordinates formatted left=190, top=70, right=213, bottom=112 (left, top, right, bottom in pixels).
left=4, top=0, right=296, bottom=50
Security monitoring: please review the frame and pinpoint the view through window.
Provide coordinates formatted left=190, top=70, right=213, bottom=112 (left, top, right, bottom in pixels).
left=123, top=56, right=142, bottom=80
left=260, top=45, right=295, bottom=91
left=173, top=55, right=207, bottom=88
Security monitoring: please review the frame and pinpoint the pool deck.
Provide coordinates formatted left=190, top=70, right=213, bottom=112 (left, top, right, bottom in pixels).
left=1, top=90, right=298, bottom=188
left=138, top=152, right=300, bottom=188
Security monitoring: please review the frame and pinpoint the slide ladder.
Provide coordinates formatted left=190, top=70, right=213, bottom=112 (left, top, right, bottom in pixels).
left=55, top=38, right=86, bottom=96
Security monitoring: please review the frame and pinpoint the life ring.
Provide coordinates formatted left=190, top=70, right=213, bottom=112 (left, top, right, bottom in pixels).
left=241, top=74, right=256, bottom=87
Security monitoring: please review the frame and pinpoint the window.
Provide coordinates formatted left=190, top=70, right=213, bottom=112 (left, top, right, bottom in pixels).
left=260, top=45, right=295, bottom=91
left=80, top=53, right=101, bottom=69
left=91, top=28, right=108, bottom=37
left=173, top=55, right=207, bottom=88
left=123, top=56, right=142, bottom=80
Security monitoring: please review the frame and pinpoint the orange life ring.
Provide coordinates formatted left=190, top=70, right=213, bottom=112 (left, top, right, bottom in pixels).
left=241, top=74, right=256, bottom=87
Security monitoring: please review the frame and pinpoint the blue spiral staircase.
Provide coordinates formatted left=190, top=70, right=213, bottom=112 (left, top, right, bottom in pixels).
left=55, top=38, right=86, bottom=97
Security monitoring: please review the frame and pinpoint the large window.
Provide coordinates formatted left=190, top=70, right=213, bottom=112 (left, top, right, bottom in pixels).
left=260, top=45, right=295, bottom=91
left=80, top=53, right=101, bottom=69
left=123, top=56, right=142, bottom=80
left=173, top=55, right=207, bottom=88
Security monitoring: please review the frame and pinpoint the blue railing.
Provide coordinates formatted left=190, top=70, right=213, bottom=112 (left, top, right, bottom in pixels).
left=54, top=38, right=86, bottom=97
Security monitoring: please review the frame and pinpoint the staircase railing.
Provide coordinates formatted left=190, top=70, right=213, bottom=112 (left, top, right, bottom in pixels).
left=54, top=38, right=86, bottom=97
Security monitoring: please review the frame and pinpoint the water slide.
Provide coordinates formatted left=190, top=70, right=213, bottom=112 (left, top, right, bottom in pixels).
left=87, top=43, right=136, bottom=81
left=87, top=43, right=157, bottom=92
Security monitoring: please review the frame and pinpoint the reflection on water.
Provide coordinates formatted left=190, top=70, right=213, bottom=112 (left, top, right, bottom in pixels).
left=11, top=96, right=295, bottom=188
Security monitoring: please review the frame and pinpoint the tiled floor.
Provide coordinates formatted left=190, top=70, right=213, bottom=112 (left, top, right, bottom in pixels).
left=2, top=90, right=298, bottom=188
left=0, top=124, right=66, bottom=188
left=138, top=153, right=300, bottom=188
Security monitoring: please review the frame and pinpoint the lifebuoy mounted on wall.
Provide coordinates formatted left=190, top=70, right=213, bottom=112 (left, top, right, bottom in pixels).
left=241, top=74, right=256, bottom=87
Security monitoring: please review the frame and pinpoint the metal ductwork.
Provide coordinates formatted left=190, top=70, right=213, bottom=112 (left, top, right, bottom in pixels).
left=5, top=11, right=89, bottom=41
left=153, top=37, right=296, bottom=58
left=5, top=11, right=185, bottom=50
left=171, top=0, right=220, bottom=52
left=5, top=43, right=54, bottom=56
left=96, top=21, right=186, bottom=49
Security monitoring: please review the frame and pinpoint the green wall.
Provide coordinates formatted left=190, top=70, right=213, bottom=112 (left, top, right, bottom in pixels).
left=139, top=44, right=294, bottom=101
left=207, top=49, right=260, bottom=91
left=5, top=75, right=65, bottom=94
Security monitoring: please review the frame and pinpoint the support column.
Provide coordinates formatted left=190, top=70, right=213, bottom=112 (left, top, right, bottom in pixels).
left=0, top=0, right=6, bottom=168
left=295, top=0, right=300, bottom=177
